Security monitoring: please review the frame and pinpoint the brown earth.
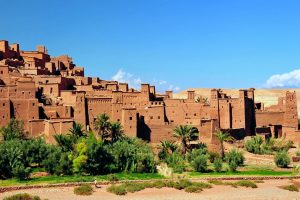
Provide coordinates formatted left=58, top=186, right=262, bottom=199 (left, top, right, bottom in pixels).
left=1, top=179, right=299, bottom=200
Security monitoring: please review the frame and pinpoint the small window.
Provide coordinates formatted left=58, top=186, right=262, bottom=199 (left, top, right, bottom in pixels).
left=150, top=116, right=153, bottom=119
left=158, top=116, right=160, bottom=119
left=32, top=103, right=35, bottom=106
left=2, top=103, right=5, bottom=106
left=129, top=117, right=132, bottom=120
left=194, top=113, right=197, bottom=116
left=0, top=71, right=3, bottom=74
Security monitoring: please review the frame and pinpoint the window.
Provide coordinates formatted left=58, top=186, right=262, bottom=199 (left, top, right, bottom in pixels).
left=129, top=117, right=132, bottom=120
left=32, top=103, right=35, bottom=106
left=194, top=113, right=197, bottom=116
left=158, top=116, right=160, bottom=119
left=2, top=103, right=5, bottom=106
left=150, top=116, right=153, bottom=119
left=0, top=71, right=3, bottom=74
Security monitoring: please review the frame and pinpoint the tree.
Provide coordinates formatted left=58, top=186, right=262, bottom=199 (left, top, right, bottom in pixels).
left=173, top=125, right=199, bottom=154
left=0, top=119, right=26, bottom=141
left=94, top=113, right=111, bottom=140
left=54, top=134, right=74, bottom=152
left=158, top=140, right=178, bottom=160
left=110, top=122, right=124, bottom=142
left=215, top=131, right=234, bottom=159
left=69, top=123, right=86, bottom=140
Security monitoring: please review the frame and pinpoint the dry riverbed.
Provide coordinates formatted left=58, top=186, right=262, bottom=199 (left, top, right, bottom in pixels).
left=1, top=179, right=300, bottom=200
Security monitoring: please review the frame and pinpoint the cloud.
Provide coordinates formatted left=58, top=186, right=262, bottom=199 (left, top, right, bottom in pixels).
left=112, top=69, right=142, bottom=89
left=264, top=69, right=300, bottom=88
left=112, top=69, right=181, bottom=92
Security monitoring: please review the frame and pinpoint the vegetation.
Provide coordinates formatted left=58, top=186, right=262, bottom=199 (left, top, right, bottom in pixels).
left=106, top=179, right=212, bottom=195
left=215, top=131, right=234, bottom=159
left=225, top=149, right=245, bottom=172
left=208, top=180, right=257, bottom=188
left=274, top=150, right=291, bottom=168
left=245, top=136, right=293, bottom=155
left=173, top=125, right=199, bottom=154
left=73, top=184, right=93, bottom=195
left=3, top=193, right=41, bottom=200
left=213, top=157, right=223, bottom=172
left=279, top=184, right=299, bottom=192
left=0, top=117, right=155, bottom=181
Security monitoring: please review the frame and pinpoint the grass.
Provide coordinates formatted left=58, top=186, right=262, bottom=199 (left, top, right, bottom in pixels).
left=279, top=184, right=299, bottom=192
left=208, top=180, right=257, bottom=188
left=106, top=180, right=212, bottom=195
left=189, top=169, right=293, bottom=178
left=3, top=193, right=42, bottom=200
left=73, top=184, right=93, bottom=195
left=0, top=173, right=163, bottom=187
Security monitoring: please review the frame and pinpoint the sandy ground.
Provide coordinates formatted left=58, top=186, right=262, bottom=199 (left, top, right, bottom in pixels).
left=1, top=179, right=300, bottom=200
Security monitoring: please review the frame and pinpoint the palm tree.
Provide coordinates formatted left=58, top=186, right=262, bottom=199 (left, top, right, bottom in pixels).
left=110, top=122, right=124, bottom=142
left=94, top=113, right=111, bottom=140
left=69, top=123, right=86, bottom=140
left=215, top=131, right=234, bottom=159
left=173, top=125, right=199, bottom=154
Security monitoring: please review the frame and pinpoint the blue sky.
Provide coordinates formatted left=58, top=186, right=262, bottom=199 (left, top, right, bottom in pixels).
left=1, top=0, right=300, bottom=92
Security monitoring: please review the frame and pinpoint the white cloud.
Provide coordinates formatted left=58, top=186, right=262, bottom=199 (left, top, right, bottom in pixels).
left=111, top=69, right=181, bottom=92
left=264, top=69, right=300, bottom=88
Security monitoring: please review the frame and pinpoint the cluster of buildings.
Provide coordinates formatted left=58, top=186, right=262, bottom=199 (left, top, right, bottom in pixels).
left=0, top=40, right=299, bottom=144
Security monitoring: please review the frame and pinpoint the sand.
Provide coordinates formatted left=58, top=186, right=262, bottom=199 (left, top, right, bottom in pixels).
left=1, top=179, right=300, bottom=200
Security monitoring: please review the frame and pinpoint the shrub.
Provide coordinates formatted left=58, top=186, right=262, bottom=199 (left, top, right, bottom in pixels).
left=279, top=184, right=299, bottom=192
left=107, top=184, right=127, bottom=195
left=156, top=163, right=173, bottom=177
left=107, top=174, right=119, bottom=182
left=225, top=149, right=245, bottom=172
left=184, top=185, right=203, bottom=193
left=12, top=164, right=31, bottom=180
left=296, top=150, right=300, bottom=157
left=3, top=193, right=41, bottom=200
left=274, top=151, right=291, bottom=168
left=213, top=157, right=223, bottom=172
left=165, top=151, right=186, bottom=173
left=234, top=180, right=257, bottom=188
left=173, top=179, right=192, bottom=190
left=245, top=136, right=263, bottom=154
left=191, top=154, right=208, bottom=172
left=73, top=184, right=93, bottom=195
left=208, top=151, right=220, bottom=163
left=124, top=182, right=147, bottom=193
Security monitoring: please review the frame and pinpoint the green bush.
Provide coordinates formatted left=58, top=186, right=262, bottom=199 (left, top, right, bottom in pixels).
left=213, top=157, right=223, bottom=172
left=73, top=184, right=93, bottom=195
left=208, top=151, right=220, bottom=163
left=124, top=182, right=147, bottom=193
left=225, top=149, right=245, bottom=172
left=234, top=180, right=257, bottom=188
left=3, top=193, right=41, bottom=200
left=245, top=136, right=263, bottom=154
left=296, top=150, right=300, bottom=157
left=279, top=184, right=299, bottom=192
left=165, top=151, right=186, bottom=173
left=184, top=185, right=203, bottom=193
left=12, top=164, right=31, bottom=180
left=173, top=179, right=192, bottom=190
left=107, top=184, right=127, bottom=195
left=274, top=151, right=291, bottom=168
left=191, top=154, right=208, bottom=172
left=107, top=174, right=119, bottom=182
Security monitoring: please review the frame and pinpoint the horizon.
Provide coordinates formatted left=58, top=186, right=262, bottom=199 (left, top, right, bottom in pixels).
left=1, top=0, right=300, bottom=92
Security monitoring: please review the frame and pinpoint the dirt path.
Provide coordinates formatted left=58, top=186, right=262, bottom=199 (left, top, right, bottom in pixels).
left=1, top=179, right=299, bottom=200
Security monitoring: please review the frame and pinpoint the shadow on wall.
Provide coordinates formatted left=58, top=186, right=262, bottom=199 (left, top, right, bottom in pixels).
left=137, top=116, right=151, bottom=141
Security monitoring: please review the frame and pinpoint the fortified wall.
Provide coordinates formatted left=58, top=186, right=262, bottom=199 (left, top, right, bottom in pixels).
left=0, top=40, right=299, bottom=144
